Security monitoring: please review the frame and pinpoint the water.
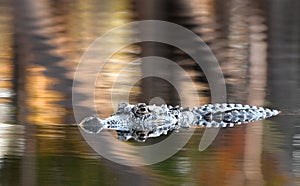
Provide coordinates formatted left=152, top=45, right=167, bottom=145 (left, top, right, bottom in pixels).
left=0, top=0, right=300, bottom=185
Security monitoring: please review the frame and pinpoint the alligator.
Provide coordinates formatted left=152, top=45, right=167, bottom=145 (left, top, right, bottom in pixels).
left=79, top=102, right=280, bottom=142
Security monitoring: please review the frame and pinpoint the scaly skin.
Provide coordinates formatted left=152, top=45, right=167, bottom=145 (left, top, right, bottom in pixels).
left=79, top=102, right=280, bottom=142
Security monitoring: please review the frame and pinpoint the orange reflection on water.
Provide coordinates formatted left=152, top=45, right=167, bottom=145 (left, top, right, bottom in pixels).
left=25, top=66, right=66, bottom=125
left=0, top=15, right=13, bottom=100
left=95, top=45, right=141, bottom=117
left=195, top=129, right=246, bottom=186
left=0, top=2, right=14, bottom=119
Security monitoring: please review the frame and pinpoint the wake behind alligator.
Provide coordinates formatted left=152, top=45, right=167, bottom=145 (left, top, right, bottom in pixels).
left=79, top=102, right=280, bottom=142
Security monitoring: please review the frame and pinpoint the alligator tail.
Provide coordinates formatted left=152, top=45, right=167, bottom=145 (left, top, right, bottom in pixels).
left=192, top=103, right=280, bottom=127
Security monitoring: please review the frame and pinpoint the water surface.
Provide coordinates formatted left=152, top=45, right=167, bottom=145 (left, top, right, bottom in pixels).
left=0, top=0, right=299, bottom=185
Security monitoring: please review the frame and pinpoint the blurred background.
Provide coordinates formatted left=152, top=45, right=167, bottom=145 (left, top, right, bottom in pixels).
left=0, top=0, right=300, bottom=185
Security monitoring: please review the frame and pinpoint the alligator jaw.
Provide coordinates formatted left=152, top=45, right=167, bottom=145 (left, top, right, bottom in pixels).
left=79, top=116, right=104, bottom=134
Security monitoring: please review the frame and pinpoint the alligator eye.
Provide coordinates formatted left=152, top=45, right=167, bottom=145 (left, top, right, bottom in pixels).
left=140, top=107, right=146, bottom=112
left=138, top=103, right=146, bottom=108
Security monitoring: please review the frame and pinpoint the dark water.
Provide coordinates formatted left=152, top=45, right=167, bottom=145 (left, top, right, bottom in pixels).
left=0, top=0, right=300, bottom=185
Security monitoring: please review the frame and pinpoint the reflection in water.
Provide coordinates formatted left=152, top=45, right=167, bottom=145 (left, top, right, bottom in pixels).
left=95, top=44, right=141, bottom=117
left=0, top=0, right=299, bottom=185
left=0, top=0, right=14, bottom=124
left=26, top=67, right=66, bottom=124
left=0, top=124, right=24, bottom=165
left=0, top=1, right=24, bottom=185
left=10, top=0, right=151, bottom=185
left=223, top=0, right=250, bottom=103
left=267, top=0, right=300, bottom=185
left=244, top=8, right=267, bottom=185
